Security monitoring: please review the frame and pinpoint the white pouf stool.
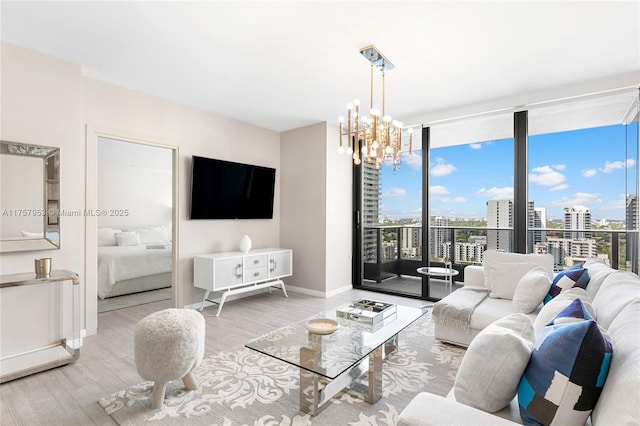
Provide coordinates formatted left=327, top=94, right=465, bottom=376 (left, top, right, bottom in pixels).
left=134, top=308, right=205, bottom=408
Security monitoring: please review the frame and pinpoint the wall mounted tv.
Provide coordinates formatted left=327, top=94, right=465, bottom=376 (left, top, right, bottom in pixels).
left=190, top=156, right=276, bottom=219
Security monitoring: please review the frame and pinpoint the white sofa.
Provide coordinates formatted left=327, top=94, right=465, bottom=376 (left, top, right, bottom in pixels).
left=434, top=251, right=555, bottom=347
left=399, top=257, right=640, bottom=425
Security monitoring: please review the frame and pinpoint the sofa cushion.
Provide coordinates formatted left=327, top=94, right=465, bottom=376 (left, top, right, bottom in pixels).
left=591, top=271, right=640, bottom=329
left=454, top=314, right=534, bottom=413
left=482, top=251, right=555, bottom=280
left=534, top=288, right=595, bottom=337
left=583, top=258, right=615, bottom=299
left=519, top=299, right=612, bottom=426
left=512, top=267, right=552, bottom=314
left=469, top=297, right=538, bottom=331
left=591, top=299, right=640, bottom=425
left=544, top=264, right=590, bottom=304
left=487, top=261, right=539, bottom=300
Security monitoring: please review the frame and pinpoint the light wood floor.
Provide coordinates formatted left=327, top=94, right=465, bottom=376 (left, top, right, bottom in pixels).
left=0, top=288, right=427, bottom=425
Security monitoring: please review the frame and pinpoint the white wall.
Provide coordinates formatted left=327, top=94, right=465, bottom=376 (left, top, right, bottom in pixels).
left=0, top=42, right=84, bottom=356
left=82, top=77, right=282, bottom=323
left=97, top=137, right=172, bottom=229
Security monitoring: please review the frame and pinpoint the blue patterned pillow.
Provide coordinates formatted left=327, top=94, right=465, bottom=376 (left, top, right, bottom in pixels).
left=518, top=298, right=612, bottom=426
left=544, top=264, right=590, bottom=304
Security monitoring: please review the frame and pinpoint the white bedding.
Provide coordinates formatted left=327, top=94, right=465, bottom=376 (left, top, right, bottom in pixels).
left=97, top=245, right=172, bottom=298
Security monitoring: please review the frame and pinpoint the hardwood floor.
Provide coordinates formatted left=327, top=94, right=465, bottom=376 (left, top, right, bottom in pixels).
left=0, top=288, right=427, bottom=425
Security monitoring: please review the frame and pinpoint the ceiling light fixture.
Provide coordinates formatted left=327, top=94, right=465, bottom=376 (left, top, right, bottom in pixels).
left=338, top=45, right=412, bottom=170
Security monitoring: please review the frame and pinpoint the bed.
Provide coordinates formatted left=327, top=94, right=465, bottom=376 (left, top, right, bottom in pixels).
left=97, top=226, right=173, bottom=299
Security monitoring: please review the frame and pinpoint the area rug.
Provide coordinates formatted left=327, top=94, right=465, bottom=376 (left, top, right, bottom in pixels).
left=98, top=311, right=466, bottom=425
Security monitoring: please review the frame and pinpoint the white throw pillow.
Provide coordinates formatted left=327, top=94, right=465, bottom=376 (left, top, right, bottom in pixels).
left=136, top=227, right=170, bottom=245
left=533, top=288, right=595, bottom=337
left=116, top=231, right=141, bottom=246
left=453, top=313, right=535, bottom=413
left=487, top=261, right=538, bottom=300
left=591, top=299, right=640, bottom=425
left=591, top=271, right=640, bottom=329
left=97, top=227, right=120, bottom=246
left=512, top=266, right=551, bottom=314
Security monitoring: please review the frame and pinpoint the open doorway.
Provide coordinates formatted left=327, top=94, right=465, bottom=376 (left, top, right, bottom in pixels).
left=95, top=137, right=174, bottom=313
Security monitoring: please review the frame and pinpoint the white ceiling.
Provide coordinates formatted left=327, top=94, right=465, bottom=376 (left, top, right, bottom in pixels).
left=1, top=1, right=639, bottom=133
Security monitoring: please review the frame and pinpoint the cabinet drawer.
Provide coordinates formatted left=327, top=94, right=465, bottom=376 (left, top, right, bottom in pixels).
left=245, top=254, right=268, bottom=269
left=243, top=266, right=268, bottom=283
left=214, top=258, right=244, bottom=288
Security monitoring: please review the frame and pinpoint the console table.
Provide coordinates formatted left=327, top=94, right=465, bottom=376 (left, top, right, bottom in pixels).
left=0, top=270, right=80, bottom=383
left=194, top=248, right=291, bottom=316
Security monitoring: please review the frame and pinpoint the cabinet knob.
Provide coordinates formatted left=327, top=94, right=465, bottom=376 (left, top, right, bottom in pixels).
left=254, top=259, right=259, bottom=264
left=254, top=272, right=259, bottom=277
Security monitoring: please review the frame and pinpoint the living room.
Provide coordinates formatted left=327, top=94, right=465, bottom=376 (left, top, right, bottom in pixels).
left=1, top=1, right=639, bottom=425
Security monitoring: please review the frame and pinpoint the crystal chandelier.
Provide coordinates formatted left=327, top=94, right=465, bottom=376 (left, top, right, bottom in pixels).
left=338, top=45, right=412, bottom=170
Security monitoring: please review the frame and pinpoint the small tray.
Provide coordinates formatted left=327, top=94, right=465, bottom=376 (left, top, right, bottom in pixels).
left=305, top=318, right=339, bottom=335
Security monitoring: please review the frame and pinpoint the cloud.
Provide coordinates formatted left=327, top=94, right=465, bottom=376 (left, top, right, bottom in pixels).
left=529, top=165, right=566, bottom=186
left=550, top=184, right=569, bottom=191
left=469, top=143, right=482, bottom=150
left=598, top=194, right=627, bottom=211
left=600, top=158, right=636, bottom=173
left=476, top=187, right=514, bottom=200
left=581, top=168, right=597, bottom=177
left=546, top=192, right=602, bottom=208
left=440, top=197, right=467, bottom=203
left=431, top=158, right=457, bottom=177
left=430, top=185, right=450, bottom=195
left=553, top=164, right=567, bottom=171
left=382, top=187, right=407, bottom=199
left=401, top=151, right=422, bottom=170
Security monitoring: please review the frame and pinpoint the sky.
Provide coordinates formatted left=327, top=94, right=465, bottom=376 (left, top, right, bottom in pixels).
left=379, top=123, right=638, bottom=222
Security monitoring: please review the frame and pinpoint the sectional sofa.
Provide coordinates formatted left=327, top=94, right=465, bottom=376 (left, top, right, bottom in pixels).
left=399, top=253, right=640, bottom=425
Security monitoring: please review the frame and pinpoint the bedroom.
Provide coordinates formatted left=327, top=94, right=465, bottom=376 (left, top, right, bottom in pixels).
left=96, top=137, right=174, bottom=312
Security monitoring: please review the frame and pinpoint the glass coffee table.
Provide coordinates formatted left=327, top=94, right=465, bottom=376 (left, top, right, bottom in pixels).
left=245, top=303, right=426, bottom=416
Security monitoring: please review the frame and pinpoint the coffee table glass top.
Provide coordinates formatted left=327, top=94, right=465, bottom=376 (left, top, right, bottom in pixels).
left=245, top=304, right=425, bottom=379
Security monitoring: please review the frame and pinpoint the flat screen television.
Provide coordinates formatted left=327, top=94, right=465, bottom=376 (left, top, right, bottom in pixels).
left=190, top=156, right=276, bottom=219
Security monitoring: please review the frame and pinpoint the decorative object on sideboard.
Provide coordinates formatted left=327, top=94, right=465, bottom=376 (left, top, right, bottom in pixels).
left=34, top=257, right=52, bottom=278
left=239, top=235, right=252, bottom=253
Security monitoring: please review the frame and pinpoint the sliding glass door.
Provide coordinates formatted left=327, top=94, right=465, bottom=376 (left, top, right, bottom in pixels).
left=353, top=89, right=640, bottom=300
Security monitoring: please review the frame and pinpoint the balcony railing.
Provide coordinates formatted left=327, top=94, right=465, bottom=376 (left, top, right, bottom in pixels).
left=362, top=225, right=639, bottom=283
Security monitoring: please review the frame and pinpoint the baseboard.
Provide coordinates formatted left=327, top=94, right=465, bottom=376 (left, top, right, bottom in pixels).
left=184, top=283, right=355, bottom=310
left=285, top=283, right=353, bottom=298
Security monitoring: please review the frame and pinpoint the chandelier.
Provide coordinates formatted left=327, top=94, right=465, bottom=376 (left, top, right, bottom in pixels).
left=338, top=45, right=412, bottom=170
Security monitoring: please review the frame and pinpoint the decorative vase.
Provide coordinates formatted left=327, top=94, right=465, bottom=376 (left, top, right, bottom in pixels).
left=239, top=235, right=252, bottom=253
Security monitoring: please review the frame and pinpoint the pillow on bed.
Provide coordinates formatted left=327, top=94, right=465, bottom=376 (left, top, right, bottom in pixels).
left=98, top=228, right=121, bottom=246
left=136, top=227, right=170, bottom=245
left=116, top=231, right=141, bottom=246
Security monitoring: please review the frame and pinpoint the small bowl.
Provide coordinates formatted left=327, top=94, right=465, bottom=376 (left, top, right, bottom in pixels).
left=305, top=318, right=339, bottom=335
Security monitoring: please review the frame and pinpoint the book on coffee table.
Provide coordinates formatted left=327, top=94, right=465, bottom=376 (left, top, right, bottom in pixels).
left=336, top=299, right=397, bottom=326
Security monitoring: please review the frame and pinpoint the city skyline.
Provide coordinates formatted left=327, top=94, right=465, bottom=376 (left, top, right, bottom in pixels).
left=379, top=123, right=638, bottom=222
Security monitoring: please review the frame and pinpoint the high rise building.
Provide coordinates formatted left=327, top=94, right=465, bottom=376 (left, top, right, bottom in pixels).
left=564, top=205, right=592, bottom=239
left=527, top=201, right=547, bottom=253
left=627, top=194, right=639, bottom=271
left=431, top=216, right=450, bottom=260
left=362, top=161, right=381, bottom=262
left=487, top=199, right=513, bottom=251
left=401, top=226, right=421, bottom=259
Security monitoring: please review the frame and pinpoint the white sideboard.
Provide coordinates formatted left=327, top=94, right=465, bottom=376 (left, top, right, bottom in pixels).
left=194, top=248, right=292, bottom=316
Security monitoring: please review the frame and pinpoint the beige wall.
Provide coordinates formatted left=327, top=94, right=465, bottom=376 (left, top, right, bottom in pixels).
left=0, top=42, right=84, bottom=354
left=280, top=122, right=352, bottom=295
left=1, top=42, right=353, bottom=345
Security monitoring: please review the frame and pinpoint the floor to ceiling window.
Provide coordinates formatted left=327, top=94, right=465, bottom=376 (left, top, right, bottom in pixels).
left=528, top=90, right=640, bottom=273
left=353, top=90, right=640, bottom=300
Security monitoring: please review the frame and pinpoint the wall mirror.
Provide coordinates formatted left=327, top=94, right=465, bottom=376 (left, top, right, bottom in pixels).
left=0, top=140, right=61, bottom=252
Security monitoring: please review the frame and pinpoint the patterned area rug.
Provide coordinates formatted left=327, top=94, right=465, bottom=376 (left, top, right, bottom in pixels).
left=98, top=311, right=466, bottom=425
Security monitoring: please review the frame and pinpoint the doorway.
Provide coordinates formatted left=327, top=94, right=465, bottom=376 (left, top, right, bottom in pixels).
left=85, top=128, right=179, bottom=335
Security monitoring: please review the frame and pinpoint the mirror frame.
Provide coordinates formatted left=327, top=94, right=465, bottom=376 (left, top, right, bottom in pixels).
left=0, top=140, right=61, bottom=253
